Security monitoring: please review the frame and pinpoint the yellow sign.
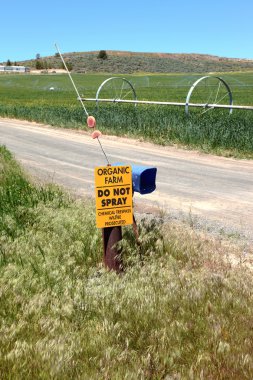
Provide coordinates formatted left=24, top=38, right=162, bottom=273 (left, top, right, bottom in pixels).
left=95, top=165, right=133, bottom=228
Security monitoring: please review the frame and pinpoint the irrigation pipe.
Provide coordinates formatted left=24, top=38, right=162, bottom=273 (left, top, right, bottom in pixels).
left=81, top=97, right=253, bottom=111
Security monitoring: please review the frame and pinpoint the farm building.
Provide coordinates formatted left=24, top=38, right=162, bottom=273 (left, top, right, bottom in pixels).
left=0, top=66, right=30, bottom=73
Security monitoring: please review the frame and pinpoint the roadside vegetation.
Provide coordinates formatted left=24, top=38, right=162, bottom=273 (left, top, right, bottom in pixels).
left=1, top=72, right=253, bottom=158
left=1, top=145, right=253, bottom=379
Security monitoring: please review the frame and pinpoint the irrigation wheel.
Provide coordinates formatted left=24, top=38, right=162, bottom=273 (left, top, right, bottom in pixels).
left=95, top=77, right=137, bottom=108
left=185, top=76, right=233, bottom=115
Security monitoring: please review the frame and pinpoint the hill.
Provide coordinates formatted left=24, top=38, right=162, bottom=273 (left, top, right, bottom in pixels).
left=14, top=50, right=253, bottom=74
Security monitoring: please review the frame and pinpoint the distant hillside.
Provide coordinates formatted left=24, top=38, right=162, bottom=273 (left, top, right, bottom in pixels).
left=10, top=50, right=253, bottom=73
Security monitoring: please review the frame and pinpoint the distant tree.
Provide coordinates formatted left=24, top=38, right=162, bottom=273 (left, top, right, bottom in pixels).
left=36, top=53, right=41, bottom=60
left=55, top=52, right=60, bottom=57
left=6, top=59, right=12, bottom=66
left=36, top=60, right=43, bottom=70
left=61, top=61, right=73, bottom=71
left=97, top=50, right=108, bottom=60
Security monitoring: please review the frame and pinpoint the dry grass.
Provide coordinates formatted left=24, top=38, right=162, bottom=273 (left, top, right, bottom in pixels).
left=1, top=146, right=253, bottom=379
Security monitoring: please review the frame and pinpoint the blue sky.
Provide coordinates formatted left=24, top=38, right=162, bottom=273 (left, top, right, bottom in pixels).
left=1, top=0, right=253, bottom=62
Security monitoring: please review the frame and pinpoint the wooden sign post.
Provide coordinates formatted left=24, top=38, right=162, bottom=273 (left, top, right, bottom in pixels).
left=95, top=165, right=133, bottom=271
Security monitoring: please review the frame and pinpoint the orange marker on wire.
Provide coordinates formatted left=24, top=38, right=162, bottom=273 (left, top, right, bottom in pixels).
left=87, top=115, right=96, bottom=128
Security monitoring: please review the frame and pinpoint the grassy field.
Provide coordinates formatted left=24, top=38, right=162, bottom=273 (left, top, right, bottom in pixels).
left=1, top=72, right=253, bottom=157
left=1, top=146, right=253, bottom=379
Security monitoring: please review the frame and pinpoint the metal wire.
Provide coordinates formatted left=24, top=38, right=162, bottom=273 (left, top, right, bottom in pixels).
left=54, top=43, right=111, bottom=165
left=97, top=138, right=110, bottom=165
left=55, top=43, right=89, bottom=117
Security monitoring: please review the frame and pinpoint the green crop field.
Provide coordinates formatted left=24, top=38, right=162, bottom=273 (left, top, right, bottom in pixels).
left=1, top=72, right=253, bottom=157
left=1, top=71, right=253, bottom=104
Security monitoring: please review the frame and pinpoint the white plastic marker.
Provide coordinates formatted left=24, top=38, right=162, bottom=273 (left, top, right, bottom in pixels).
left=54, top=43, right=110, bottom=165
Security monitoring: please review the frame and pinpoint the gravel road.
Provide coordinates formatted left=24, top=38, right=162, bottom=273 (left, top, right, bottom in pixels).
left=1, top=118, right=253, bottom=241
